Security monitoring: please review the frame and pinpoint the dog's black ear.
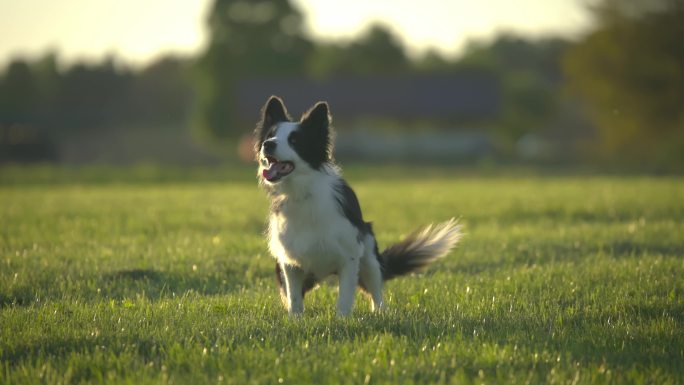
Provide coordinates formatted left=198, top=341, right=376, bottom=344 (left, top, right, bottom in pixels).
left=255, top=96, right=290, bottom=154
left=263, top=96, right=290, bottom=127
left=298, top=101, right=334, bottom=168
left=300, top=102, right=329, bottom=132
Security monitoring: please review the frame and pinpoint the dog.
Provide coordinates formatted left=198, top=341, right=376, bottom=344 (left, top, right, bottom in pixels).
left=255, top=95, right=462, bottom=316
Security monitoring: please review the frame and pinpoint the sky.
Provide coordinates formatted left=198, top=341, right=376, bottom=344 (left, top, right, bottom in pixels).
left=0, top=0, right=592, bottom=68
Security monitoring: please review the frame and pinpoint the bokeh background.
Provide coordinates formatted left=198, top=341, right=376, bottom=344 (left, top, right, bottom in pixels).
left=1, top=0, right=682, bottom=171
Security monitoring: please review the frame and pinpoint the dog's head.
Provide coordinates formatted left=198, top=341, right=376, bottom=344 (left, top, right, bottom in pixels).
left=255, top=96, right=333, bottom=184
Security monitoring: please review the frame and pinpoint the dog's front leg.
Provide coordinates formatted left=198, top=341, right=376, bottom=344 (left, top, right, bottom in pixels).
left=336, top=258, right=360, bottom=316
left=282, top=264, right=305, bottom=315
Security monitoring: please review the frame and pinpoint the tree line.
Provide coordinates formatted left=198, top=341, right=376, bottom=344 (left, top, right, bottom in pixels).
left=1, top=0, right=682, bottom=169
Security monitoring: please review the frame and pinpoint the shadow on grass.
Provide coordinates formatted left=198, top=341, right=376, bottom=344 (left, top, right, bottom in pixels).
left=3, top=238, right=681, bottom=308
left=0, top=266, right=272, bottom=308
left=309, top=310, right=684, bottom=378
left=2, top=335, right=164, bottom=376
left=498, top=206, right=676, bottom=224
left=449, top=240, right=684, bottom=275
left=4, top=307, right=682, bottom=382
left=105, top=268, right=162, bottom=281
left=97, top=268, right=251, bottom=300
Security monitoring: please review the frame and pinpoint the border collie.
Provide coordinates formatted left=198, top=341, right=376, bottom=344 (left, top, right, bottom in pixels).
left=255, top=96, right=462, bottom=316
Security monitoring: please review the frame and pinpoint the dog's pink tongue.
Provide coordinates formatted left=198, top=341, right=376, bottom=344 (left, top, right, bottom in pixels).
left=262, top=163, right=279, bottom=180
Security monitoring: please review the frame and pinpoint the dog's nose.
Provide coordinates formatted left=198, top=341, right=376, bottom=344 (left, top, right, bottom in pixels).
left=263, top=139, right=276, bottom=154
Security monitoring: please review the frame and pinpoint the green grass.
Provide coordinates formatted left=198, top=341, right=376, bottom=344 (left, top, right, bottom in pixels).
left=1, top=166, right=683, bottom=384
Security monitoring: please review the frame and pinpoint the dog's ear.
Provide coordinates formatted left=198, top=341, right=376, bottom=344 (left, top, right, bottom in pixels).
left=255, top=96, right=290, bottom=153
left=263, top=96, right=290, bottom=127
left=300, top=101, right=330, bottom=133
left=299, top=101, right=334, bottom=168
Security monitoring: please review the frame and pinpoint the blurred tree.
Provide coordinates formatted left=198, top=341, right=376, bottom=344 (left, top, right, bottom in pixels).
left=0, top=60, right=39, bottom=123
left=30, top=52, right=61, bottom=126
left=460, top=35, right=569, bottom=145
left=564, top=0, right=684, bottom=167
left=195, top=0, right=312, bottom=141
left=0, top=53, right=198, bottom=163
left=413, top=49, right=453, bottom=73
left=54, top=58, right=134, bottom=132
left=132, top=56, right=194, bottom=126
left=500, top=71, right=555, bottom=142
left=0, top=56, right=59, bottom=162
left=308, top=24, right=410, bottom=77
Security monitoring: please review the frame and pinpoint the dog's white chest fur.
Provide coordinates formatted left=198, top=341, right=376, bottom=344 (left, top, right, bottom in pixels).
left=268, top=178, right=363, bottom=278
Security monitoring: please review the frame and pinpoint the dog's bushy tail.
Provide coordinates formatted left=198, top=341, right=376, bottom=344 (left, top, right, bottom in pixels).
left=379, top=218, right=462, bottom=281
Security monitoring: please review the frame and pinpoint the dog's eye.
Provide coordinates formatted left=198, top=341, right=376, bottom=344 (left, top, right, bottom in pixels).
left=288, top=132, right=298, bottom=145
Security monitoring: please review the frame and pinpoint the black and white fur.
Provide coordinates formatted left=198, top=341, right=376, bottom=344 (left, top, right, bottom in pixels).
left=255, top=96, right=462, bottom=316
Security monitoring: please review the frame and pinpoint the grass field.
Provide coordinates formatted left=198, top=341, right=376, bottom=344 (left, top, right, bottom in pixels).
left=1, top=166, right=683, bottom=384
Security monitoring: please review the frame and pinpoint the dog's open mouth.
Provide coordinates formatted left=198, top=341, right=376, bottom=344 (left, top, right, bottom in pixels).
left=262, top=156, right=295, bottom=182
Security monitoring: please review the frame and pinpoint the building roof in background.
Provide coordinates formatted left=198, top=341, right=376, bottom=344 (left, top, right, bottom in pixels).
left=236, top=72, right=500, bottom=123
